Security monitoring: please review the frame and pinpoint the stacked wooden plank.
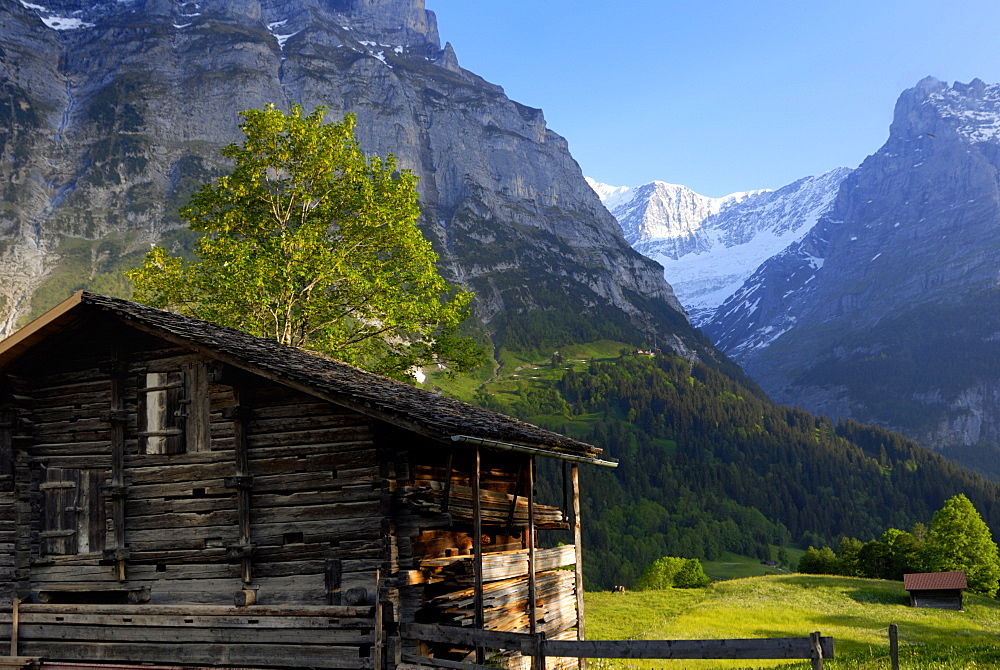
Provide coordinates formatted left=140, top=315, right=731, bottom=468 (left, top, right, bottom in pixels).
left=417, top=545, right=576, bottom=584
left=427, top=569, right=577, bottom=635
left=0, top=603, right=375, bottom=668
left=404, top=482, right=566, bottom=529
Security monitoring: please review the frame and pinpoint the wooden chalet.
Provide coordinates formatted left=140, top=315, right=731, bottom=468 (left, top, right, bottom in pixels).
left=903, top=571, right=967, bottom=610
left=0, top=291, right=616, bottom=670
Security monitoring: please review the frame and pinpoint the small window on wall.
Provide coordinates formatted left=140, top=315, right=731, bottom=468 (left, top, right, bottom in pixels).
left=139, top=371, right=186, bottom=454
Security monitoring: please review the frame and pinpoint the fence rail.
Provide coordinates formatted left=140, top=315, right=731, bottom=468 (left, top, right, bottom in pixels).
left=402, top=622, right=833, bottom=670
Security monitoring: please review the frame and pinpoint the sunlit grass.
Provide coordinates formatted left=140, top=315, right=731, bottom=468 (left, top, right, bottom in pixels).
left=585, top=574, right=1000, bottom=669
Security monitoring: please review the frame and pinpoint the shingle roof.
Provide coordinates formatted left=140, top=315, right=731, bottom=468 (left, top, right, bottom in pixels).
left=904, top=571, right=968, bottom=591
left=1, top=292, right=606, bottom=463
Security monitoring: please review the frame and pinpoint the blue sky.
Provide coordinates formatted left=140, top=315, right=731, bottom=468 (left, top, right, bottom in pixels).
left=428, top=1, right=1000, bottom=197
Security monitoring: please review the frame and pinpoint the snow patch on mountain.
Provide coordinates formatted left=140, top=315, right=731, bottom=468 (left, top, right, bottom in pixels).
left=18, top=1, right=96, bottom=29
left=590, top=167, right=851, bottom=324
left=926, top=78, right=1000, bottom=143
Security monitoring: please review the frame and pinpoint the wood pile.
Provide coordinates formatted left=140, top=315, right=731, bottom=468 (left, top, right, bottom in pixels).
left=403, top=481, right=567, bottom=529
left=417, top=545, right=579, bottom=640
left=417, top=545, right=576, bottom=584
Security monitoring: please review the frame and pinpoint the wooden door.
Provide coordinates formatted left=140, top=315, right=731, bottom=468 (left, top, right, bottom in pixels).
left=40, top=467, right=105, bottom=555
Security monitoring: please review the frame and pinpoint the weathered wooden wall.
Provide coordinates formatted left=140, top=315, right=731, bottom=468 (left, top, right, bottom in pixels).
left=0, top=317, right=582, bottom=670
left=0, top=321, right=385, bottom=668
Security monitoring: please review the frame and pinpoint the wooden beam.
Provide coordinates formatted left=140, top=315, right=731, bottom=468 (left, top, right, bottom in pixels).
left=374, top=569, right=383, bottom=670
left=571, top=462, right=586, bottom=670
left=472, top=445, right=484, bottom=665
left=401, top=624, right=834, bottom=662
left=401, top=623, right=534, bottom=654
left=109, top=355, right=127, bottom=582
left=6, top=604, right=375, bottom=617
left=526, top=455, right=537, bottom=636
left=227, top=393, right=253, bottom=586
left=442, top=448, right=453, bottom=515
left=543, top=637, right=835, bottom=660
left=10, top=598, right=19, bottom=656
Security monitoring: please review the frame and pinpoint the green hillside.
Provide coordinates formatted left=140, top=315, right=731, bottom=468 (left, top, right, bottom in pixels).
left=585, top=574, right=1000, bottom=669
left=429, top=346, right=1000, bottom=590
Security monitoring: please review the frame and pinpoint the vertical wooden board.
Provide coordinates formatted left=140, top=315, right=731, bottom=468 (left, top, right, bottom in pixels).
left=0, top=408, right=13, bottom=482
left=41, top=468, right=79, bottom=556
left=81, top=469, right=106, bottom=554
left=184, top=362, right=211, bottom=453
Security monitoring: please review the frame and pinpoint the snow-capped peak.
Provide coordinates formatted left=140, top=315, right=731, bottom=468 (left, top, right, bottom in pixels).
left=925, top=79, right=1000, bottom=143
left=592, top=168, right=851, bottom=324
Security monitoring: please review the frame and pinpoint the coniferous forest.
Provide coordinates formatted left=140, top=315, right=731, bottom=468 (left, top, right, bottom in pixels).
left=476, top=353, right=1000, bottom=590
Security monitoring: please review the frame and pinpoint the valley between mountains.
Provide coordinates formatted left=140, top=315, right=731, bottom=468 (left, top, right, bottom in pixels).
left=593, top=77, right=1000, bottom=480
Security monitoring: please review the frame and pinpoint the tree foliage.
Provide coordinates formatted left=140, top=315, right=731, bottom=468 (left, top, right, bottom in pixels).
left=510, top=353, right=1000, bottom=589
left=635, top=556, right=710, bottom=590
left=797, top=496, right=1000, bottom=595
left=925, top=494, right=1000, bottom=596
left=127, top=104, right=482, bottom=379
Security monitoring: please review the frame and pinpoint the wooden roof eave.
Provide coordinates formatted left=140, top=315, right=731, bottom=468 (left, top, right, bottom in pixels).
left=107, top=312, right=602, bottom=463
left=0, top=292, right=606, bottom=463
left=0, top=291, right=86, bottom=369
left=450, top=434, right=618, bottom=467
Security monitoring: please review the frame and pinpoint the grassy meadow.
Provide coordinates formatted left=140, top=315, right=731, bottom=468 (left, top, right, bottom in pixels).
left=585, top=574, right=1000, bottom=669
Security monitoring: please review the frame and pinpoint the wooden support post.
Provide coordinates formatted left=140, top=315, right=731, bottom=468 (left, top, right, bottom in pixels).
left=10, top=598, right=18, bottom=656
left=571, top=463, right=586, bottom=670
left=326, top=558, right=343, bottom=605
left=889, top=623, right=899, bottom=670
left=0, top=407, right=13, bottom=484
left=532, top=631, right=547, bottom=670
left=472, top=445, right=484, bottom=665
left=505, top=463, right=523, bottom=533
left=810, top=631, right=824, bottom=670
left=442, top=448, right=454, bottom=515
left=527, top=455, right=538, bottom=636
left=375, top=569, right=384, bottom=670
left=109, top=359, right=127, bottom=582
left=225, top=395, right=254, bottom=586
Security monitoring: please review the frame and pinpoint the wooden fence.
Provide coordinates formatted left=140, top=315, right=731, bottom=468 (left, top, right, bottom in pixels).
left=402, top=622, right=833, bottom=670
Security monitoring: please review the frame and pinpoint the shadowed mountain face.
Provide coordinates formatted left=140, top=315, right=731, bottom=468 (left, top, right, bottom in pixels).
left=1, top=0, right=717, bottom=363
left=702, top=77, right=1000, bottom=469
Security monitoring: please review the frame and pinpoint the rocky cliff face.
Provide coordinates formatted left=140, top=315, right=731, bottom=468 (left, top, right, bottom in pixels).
left=0, top=0, right=704, bottom=360
left=703, top=77, right=1000, bottom=469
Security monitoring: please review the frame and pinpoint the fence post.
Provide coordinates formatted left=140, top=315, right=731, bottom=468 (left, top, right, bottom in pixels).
left=533, top=631, right=547, bottom=670
left=10, top=597, right=18, bottom=657
left=809, top=631, right=823, bottom=670
left=889, top=624, right=899, bottom=670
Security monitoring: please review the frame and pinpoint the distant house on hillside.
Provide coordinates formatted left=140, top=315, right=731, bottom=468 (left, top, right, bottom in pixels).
left=904, top=571, right=967, bottom=610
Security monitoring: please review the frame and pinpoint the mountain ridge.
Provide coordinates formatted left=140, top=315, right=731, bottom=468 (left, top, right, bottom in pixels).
left=0, top=0, right=714, bottom=366
left=590, top=167, right=850, bottom=323
left=701, top=77, right=1000, bottom=470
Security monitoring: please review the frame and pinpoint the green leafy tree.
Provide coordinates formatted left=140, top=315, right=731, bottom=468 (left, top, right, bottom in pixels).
left=797, top=546, right=839, bottom=575
left=881, top=527, right=926, bottom=579
left=635, top=556, right=709, bottom=589
left=127, top=104, right=482, bottom=379
left=837, top=537, right=864, bottom=577
left=673, top=558, right=711, bottom=588
left=924, top=494, right=1000, bottom=596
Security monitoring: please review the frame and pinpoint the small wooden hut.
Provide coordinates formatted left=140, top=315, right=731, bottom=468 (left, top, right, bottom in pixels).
left=0, top=291, right=615, bottom=670
left=903, top=571, right=967, bottom=610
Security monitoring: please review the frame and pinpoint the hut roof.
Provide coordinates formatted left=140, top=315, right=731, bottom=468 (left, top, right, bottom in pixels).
left=0, top=291, right=611, bottom=464
left=903, top=571, right=968, bottom=591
